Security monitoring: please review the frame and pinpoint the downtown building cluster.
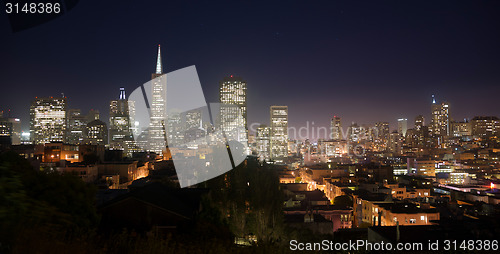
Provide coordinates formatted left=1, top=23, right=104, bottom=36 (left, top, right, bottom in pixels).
left=1, top=46, right=499, bottom=243
left=0, top=45, right=291, bottom=185
left=273, top=94, right=500, bottom=241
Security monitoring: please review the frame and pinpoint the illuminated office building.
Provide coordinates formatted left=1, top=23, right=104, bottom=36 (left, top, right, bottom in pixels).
left=452, top=120, right=472, bottom=137
left=148, top=44, right=167, bottom=154
left=415, top=115, right=425, bottom=131
left=85, top=119, right=108, bottom=145
left=219, top=75, right=248, bottom=144
left=270, top=106, right=288, bottom=161
left=128, top=100, right=138, bottom=138
left=109, top=87, right=133, bottom=150
left=186, top=109, right=202, bottom=130
left=397, top=118, right=408, bottom=137
left=348, top=122, right=363, bottom=142
left=413, top=115, right=430, bottom=148
left=256, top=125, right=271, bottom=161
left=375, top=122, right=389, bottom=141
left=0, top=111, right=21, bottom=145
left=388, top=131, right=401, bottom=155
left=471, top=116, right=500, bottom=137
left=30, top=97, right=67, bottom=144
left=330, top=116, right=341, bottom=140
left=183, top=109, right=207, bottom=145
left=167, top=113, right=184, bottom=147
left=430, top=95, right=450, bottom=137
left=66, top=109, right=86, bottom=144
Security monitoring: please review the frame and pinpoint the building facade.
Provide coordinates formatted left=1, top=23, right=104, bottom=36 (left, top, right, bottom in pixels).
left=109, top=87, right=134, bottom=151
left=330, top=116, right=341, bottom=140
left=270, top=105, right=288, bottom=161
left=471, top=116, right=500, bottom=137
left=148, top=45, right=167, bottom=154
left=85, top=119, right=108, bottom=145
left=430, top=95, right=450, bottom=137
left=256, top=125, right=271, bottom=161
left=66, top=109, right=87, bottom=145
left=30, top=97, right=67, bottom=144
left=219, top=75, right=248, bottom=145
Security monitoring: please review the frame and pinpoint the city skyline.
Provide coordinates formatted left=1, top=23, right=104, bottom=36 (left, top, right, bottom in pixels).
left=2, top=2, right=500, bottom=250
left=1, top=81, right=497, bottom=142
left=1, top=0, right=500, bottom=136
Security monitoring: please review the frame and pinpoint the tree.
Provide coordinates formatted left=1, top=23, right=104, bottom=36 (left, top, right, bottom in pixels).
left=0, top=151, right=99, bottom=251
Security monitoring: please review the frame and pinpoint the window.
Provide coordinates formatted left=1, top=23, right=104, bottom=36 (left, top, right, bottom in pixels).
left=409, top=219, right=416, bottom=224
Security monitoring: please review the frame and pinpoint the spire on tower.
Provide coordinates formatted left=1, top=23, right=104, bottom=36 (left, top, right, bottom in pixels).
left=156, top=44, right=162, bottom=74
left=119, top=87, right=126, bottom=100
left=432, top=94, right=436, bottom=104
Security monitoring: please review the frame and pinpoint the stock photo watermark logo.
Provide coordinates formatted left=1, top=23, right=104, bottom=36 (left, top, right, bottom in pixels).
left=250, top=121, right=380, bottom=157
left=128, top=66, right=248, bottom=188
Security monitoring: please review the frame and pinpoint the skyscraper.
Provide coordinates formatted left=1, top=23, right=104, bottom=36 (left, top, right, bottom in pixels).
left=256, top=124, right=271, bottom=162
left=85, top=119, right=108, bottom=145
left=375, top=122, right=389, bottom=141
left=0, top=112, right=21, bottom=145
left=452, top=120, right=472, bottom=137
left=66, top=109, right=86, bottom=145
left=414, top=115, right=429, bottom=148
left=374, top=121, right=389, bottom=151
left=330, top=116, right=341, bottom=140
left=30, top=97, right=67, bottom=144
left=109, top=87, right=133, bottom=150
left=148, top=45, right=167, bottom=154
left=414, top=115, right=425, bottom=131
left=219, top=75, right=248, bottom=144
left=270, top=105, right=288, bottom=161
left=388, top=131, right=401, bottom=155
left=430, top=95, right=450, bottom=137
left=471, top=116, right=500, bottom=137
left=397, top=118, right=408, bottom=137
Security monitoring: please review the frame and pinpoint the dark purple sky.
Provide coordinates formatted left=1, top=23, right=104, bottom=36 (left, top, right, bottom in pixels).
left=1, top=0, right=499, bottom=139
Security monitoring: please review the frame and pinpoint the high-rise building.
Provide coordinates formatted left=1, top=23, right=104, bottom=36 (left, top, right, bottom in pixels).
left=128, top=100, right=138, bottom=138
left=85, top=119, right=108, bottom=145
left=348, top=122, right=364, bottom=142
left=270, top=106, right=288, bottom=161
left=471, top=116, right=500, bottom=137
left=109, top=87, right=133, bottom=150
left=375, top=122, right=389, bottom=141
left=452, top=120, right=472, bottom=138
left=30, top=97, right=67, bottom=144
left=397, top=118, right=408, bottom=137
left=256, top=125, right=271, bottom=162
left=166, top=113, right=184, bottom=146
left=415, top=115, right=425, bottom=131
left=388, top=131, right=401, bottom=155
left=66, top=109, right=86, bottom=144
left=0, top=111, right=21, bottom=145
left=148, top=45, right=167, bottom=154
left=186, top=109, right=202, bottom=130
left=430, top=95, right=450, bottom=137
left=183, top=109, right=206, bottom=145
left=413, top=115, right=430, bottom=148
left=330, top=116, right=341, bottom=140
left=219, top=75, right=248, bottom=144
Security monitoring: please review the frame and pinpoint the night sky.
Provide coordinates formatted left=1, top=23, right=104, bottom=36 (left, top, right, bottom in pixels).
left=1, top=0, right=500, bottom=140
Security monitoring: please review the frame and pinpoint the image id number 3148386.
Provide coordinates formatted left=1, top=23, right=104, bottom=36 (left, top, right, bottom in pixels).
left=6, top=2, right=61, bottom=14
left=443, top=240, right=498, bottom=251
